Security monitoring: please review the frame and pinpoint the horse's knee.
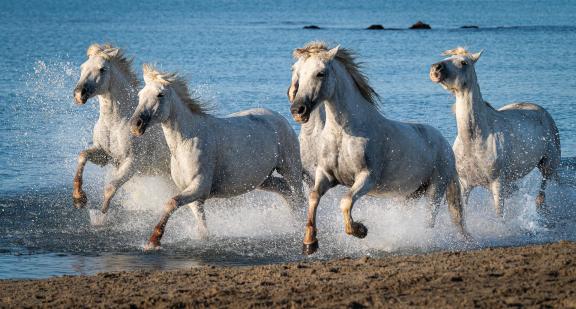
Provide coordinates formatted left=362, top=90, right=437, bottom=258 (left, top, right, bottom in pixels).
left=78, top=151, right=88, bottom=164
left=164, top=198, right=179, bottom=213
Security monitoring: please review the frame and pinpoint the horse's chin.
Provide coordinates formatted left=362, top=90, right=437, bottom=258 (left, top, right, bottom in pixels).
left=292, top=114, right=310, bottom=124
left=74, top=96, right=88, bottom=105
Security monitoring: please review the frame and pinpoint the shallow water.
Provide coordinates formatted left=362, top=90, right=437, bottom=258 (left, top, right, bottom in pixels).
left=0, top=0, right=575, bottom=279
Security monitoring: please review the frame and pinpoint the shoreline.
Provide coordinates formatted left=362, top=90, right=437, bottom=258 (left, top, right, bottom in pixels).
left=1, top=241, right=575, bottom=308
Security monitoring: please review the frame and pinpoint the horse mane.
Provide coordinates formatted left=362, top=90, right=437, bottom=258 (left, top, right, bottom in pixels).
left=293, top=41, right=381, bottom=107
left=86, top=43, right=139, bottom=88
left=442, top=46, right=472, bottom=57
left=142, top=64, right=210, bottom=114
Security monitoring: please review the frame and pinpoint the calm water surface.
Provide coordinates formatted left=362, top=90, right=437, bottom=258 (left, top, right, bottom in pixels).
left=0, top=0, right=575, bottom=279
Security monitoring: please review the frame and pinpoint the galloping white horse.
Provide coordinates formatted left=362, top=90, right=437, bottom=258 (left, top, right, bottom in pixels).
left=72, top=44, right=171, bottom=215
left=129, top=65, right=305, bottom=249
left=430, top=47, right=561, bottom=215
left=288, top=42, right=470, bottom=254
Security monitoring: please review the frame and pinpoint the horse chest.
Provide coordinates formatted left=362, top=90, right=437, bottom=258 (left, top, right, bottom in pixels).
left=319, top=134, right=365, bottom=186
left=454, top=136, right=499, bottom=185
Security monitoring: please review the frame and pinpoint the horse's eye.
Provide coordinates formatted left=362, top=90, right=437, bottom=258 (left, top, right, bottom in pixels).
left=317, top=71, right=325, bottom=78
left=460, top=61, right=468, bottom=66
left=157, top=93, right=164, bottom=98
left=99, top=67, right=107, bottom=72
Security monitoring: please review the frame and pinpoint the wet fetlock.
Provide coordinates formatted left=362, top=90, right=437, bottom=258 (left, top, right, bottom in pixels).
left=302, top=226, right=318, bottom=255
left=144, top=241, right=161, bottom=251
left=72, top=190, right=87, bottom=209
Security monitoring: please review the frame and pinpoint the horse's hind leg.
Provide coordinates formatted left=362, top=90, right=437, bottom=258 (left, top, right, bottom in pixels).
left=101, top=158, right=135, bottom=214
left=73, top=146, right=109, bottom=208
left=188, top=201, right=208, bottom=240
left=146, top=186, right=209, bottom=250
left=536, top=156, right=554, bottom=208
left=446, top=177, right=471, bottom=240
left=274, top=155, right=306, bottom=214
left=341, top=171, right=375, bottom=239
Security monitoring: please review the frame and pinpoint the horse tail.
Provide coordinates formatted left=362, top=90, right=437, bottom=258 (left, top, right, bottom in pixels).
left=446, top=174, right=472, bottom=240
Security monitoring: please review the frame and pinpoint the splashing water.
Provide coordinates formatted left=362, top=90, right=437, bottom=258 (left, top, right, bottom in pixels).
left=2, top=0, right=576, bottom=279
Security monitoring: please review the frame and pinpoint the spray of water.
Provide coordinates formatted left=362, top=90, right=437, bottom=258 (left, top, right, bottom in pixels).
left=2, top=57, right=575, bottom=279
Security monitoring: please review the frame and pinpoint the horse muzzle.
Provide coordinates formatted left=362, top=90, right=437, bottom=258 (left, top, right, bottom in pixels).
left=130, top=115, right=150, bottom=137
left=429, top=63, right=445, bottom=83
left=290, top=103, right=311, bottom=124
left=73, top=85, right=92, bottom=105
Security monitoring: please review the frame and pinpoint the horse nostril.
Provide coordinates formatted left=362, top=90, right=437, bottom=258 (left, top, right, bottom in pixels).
left=297, top=105, right=306, bottom=115
left=136, top=119, right=143, bottom=127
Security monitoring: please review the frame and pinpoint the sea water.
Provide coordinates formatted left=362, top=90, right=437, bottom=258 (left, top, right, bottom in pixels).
left=0, top=0, right=575, bottom=279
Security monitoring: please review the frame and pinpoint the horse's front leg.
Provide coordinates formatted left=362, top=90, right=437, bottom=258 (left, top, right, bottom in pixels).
left=73, top=146, right=109, bottom=208
left=302, top=169, right=334, bottom=255
left=341, top=170, right=375, bottom=239
left=146, top=184, right=209, bottom=250
left=100, top=158, right=136, bottom=214
left=490, top=179, right=505, bottom=217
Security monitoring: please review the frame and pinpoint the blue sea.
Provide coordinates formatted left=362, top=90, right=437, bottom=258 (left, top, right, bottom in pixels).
left=0, top=0, right=575, bottom=279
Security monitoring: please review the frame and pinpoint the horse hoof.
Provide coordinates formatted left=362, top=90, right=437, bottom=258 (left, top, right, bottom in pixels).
left=302, top=241, right=319, bottom=255
left=72, top=193, right=87, bottom=209
left=351, top=222, right=368, bottom=239
left=144, top=242, right=161, bottom=251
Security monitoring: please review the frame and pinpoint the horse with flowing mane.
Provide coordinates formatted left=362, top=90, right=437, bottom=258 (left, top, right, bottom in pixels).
left=288, top=42, right=470, bottom=254
left=430, top=47, right=561, bottom=216
left=130, top=65, right=305, bottom=249
left=72, top=44, right=171, bottom=219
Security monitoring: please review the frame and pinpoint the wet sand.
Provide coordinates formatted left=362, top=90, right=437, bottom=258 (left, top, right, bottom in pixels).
left=1, top=241, right=575, bottom=308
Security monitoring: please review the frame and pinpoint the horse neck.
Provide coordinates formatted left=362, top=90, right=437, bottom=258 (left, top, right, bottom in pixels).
left=97, top=67, right=138, bottom=122
left=301, top=105, right=325, bottom=135
left=161, top=94, right=208, bottom=152
left=323, top=63, right=379, bottom=130
left=453, top=76, right=492, bottom=140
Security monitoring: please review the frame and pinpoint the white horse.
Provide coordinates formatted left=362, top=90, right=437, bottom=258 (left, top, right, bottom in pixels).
left=72, top=44, right=171, bottom=215
left=288, top=42, right=470, bottom=255
left=430, top=47, right=561, bottom=216
left=129, top=65, right=305, bottom=249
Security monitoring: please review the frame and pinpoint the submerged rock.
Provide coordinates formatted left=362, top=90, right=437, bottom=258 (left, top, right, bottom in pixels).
left=410, top=21, right=431, bottom=29
left=366, top=24, right=385, bottom=30
left=303, top=25, right=321, bottom=30
left=461, top=25, right=479, bottom=29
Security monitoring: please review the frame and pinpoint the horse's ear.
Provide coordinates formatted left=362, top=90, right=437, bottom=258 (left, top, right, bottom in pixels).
left=105, top=48, right=120, bottom=58
left=470, top=49, right=484, bottom=63
left=326, top=45, right=340, bottom=60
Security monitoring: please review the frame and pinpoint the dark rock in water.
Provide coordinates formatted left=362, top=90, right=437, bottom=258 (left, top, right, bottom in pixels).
left=461, top=25, right=479, bottom=29
left=303, top=25, right=321, bottom=30
left=410, top=21, right=431, bottom=29
left=366, top=24, right=385, bottom=30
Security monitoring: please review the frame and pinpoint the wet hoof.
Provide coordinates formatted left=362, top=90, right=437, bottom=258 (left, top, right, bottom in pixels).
left=351, top=222, right=368, bottom=239
left=535, top=192, right=545, bottom=208
left=302, top=240, right=319, bottom=255
left=72, top=191, right=87, bottom=209
left=144, top=241, right=161, bottom=251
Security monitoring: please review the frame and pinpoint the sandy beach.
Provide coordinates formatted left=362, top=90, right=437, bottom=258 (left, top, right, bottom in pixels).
left=1, top=241, right=574, bottom=308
